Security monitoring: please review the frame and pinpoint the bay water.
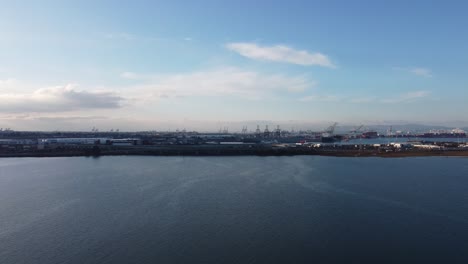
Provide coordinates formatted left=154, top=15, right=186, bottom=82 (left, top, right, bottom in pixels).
left=1, top=156, right=468, bottom=263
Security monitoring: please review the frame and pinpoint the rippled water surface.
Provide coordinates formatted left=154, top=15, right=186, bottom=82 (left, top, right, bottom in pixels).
left=1, top=156, right=468, bottom=263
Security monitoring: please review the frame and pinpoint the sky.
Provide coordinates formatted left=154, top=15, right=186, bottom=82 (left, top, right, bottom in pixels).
left=1, top=0, right=468, bottom=131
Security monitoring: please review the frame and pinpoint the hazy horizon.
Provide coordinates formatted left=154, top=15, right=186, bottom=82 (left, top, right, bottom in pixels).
left=2, top=119, right=468, bottom=133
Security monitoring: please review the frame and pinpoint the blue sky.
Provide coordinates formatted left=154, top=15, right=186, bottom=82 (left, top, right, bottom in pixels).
left=1, top=0, right=467, bottom=131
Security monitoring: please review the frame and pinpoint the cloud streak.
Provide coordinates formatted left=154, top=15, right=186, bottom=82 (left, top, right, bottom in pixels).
left=298, top=95, right=341, bottom=102
left=124, top=67, right=316, bottom=100
left=381, top=90, right=431, bottom=103
left=394, top=67, right=433, bottom=78
left=121, top=72, right=142, bottom=80
left=226, top=42, right=335, bottom=68
left=298, top=91, right=431, bottom=104
left=409, top=67, right=432, bottom=78
left=104, top=32, right=135, bottom=41
left=0, top=78, right=20, bottom=90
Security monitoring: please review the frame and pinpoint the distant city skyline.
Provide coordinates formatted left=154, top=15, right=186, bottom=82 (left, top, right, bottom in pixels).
left=1, top=1, right=468, bottom=130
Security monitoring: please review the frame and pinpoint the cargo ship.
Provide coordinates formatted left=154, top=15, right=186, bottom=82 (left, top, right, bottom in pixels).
left=420, top=129, right=466, bottom=138
left=362, top=131, right=378, bottom=139
left=321, top=133, right=344, bottom=143
left=278, top=135, right=321, bottom=144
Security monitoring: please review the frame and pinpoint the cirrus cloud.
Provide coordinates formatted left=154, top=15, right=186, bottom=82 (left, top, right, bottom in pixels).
left=226, top=42, right=336, bottom=68
left=409, top=68, right=432, bottom=78
left=381, top=90, right=431, bottom=103
left=298, top=90, right=431, bottom=104
left=298, top=95, right=341, bottom=102
left=124, top=67, right=316, bottom=100
left=394, top=67, right=433, bottom=78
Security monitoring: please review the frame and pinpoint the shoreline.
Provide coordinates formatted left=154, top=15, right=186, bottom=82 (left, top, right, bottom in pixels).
left=2, top=147, right=468, bottom=158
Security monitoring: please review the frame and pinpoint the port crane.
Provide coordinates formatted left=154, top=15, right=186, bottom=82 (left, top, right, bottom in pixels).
left=255, top=125, right=261, bottom=135
left=349, top=124, right=364, bottom=134
left=324, top=122, right=338, bottom=135
left=348, top=124, right=364, bottom=139
left=320, top=123, right=339, bottom=142
left=275, top=125, right=281, bottom=138
left=264, top=125, right=270, bottom=137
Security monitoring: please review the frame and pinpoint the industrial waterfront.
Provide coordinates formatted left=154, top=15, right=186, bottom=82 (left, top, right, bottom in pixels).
left=1, top=125, right=467, bottom=158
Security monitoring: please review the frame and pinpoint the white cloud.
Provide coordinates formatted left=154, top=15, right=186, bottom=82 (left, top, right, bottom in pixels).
left=226, top=42, right=335, bottom=68
left=400, top=90, right=431, bottom=100
left=409, top=67, right=432, bottom=78
left=381, top=90, right=431, bottom=103
left=0, top=78, right=18, bottom=89
left=104, top=32, right=135, bottom=41
left=394, top=67, right=433, bottom=78
left=298, top=91, right=430, bottom=104
left=349, top=97, right=377, bottom=103
left=0, top=78, right=40, bottom=93
left=121, top=72, right=142, bottom=80
left=298, top=95, right=340, bottom=102
left=0, top=84, right=124, bottom=113
left=125, top=67, right=316, bottom=100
